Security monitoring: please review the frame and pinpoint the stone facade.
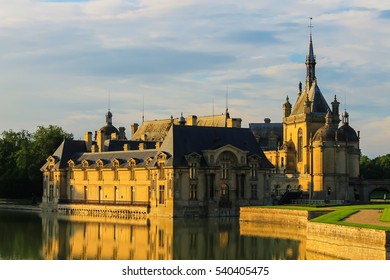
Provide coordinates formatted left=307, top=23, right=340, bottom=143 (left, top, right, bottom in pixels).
left=252, top=34, right=361, bottom=202
left=41, top=114, right=273, bottom=217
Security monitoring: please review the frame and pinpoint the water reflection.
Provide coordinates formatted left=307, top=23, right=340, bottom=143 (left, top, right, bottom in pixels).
left=3, top=210, right=386, bottom=260
left=1, top=211, right=300, bottom=260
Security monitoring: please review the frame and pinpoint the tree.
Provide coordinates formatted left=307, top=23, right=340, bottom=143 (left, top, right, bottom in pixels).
left=360, top=154, right=390, bottom=180
left=0, top=125, right=73, bottom=198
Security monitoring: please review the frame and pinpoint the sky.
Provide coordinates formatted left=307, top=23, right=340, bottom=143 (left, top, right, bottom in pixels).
left=0, top=0, right=389, bottom=158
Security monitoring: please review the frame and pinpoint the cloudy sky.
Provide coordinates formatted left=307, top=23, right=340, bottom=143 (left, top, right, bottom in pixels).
left=0, top=0, right=389, bottom=158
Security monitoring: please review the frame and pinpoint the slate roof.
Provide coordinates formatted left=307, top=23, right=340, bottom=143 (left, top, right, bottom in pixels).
left=157, top=125, right=274, bottom=168
left=40, top=139, right=87, bottom=170
left=291, top=80, right=330, bottom=115
left=73, top=150, right=157, bottom=168
left=104, top=139, right=157, bottom=151
left=249, top=122, right=283, bottom=150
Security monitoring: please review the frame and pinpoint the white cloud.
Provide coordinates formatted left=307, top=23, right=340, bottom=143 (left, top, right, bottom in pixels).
left=0, top=0, right=389, bottom=158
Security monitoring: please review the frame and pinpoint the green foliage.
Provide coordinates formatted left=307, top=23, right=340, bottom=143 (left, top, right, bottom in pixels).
left=360, top=154, right=390, bottom=179
left=0, top=125, right=73, bottom=198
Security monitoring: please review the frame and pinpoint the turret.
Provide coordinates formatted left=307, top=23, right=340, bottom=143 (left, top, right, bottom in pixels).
left=283, top=96, right=292, bottom=118
left=331, top=95, right=341, bottom=126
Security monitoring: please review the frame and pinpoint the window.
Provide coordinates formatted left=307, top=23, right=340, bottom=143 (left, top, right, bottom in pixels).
left=297, top=128, right=303, bottom=162
left=281, top=157, right=284, bottom=167
left=130, top=168, right=135, bottom=181
left=84, top=186, right=88, bottom=201
left=250, top=163, right=257, bottom=179
left=159, top=185, right=165, bottom=204
left=84, top=170, right=88, bottom=181
left=49, top=167, right=54, bottom=181
left=114, top=169, right=119, bottom=181
left=114, top=186, right=118, bottom=203
left=189, top=163, right=197, bottom=179
left=189, top=184, right=197, bottom=200
left=49, top=185, right=54, bottom=201
left=221, top=163, right=229, bottom=179
left=159, top=163, right=165, bottom=180
left=69, top=168, right=74, bottom=180
left=251, top=185, right=257, bottom=199
left=98, top=169, right=103, bottom=181
left=130, top=186, right=135, bottom=203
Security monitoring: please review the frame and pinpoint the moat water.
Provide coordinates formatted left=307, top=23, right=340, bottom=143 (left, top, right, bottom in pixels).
left=0, top=210, right=387, bottom=260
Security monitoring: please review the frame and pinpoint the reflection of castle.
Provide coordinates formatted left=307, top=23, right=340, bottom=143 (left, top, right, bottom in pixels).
left=41, top=112, right=273, bottom=217
left=39, top=214, right=300, bottom=260
left=250, top=32, right=360, bottom=202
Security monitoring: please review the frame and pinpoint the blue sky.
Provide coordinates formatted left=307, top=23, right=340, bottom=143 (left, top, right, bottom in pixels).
left=0, top=0, right=389, bottom=158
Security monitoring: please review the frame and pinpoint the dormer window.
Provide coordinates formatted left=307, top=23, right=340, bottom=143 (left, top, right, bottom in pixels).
left=189, top=162, right=197, bottom=179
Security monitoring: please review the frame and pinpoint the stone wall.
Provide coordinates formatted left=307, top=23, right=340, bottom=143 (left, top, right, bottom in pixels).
left=306, top=222, right=390, bottom=260
left=240, top=207, right=390, bottom=260
left=240, top=207, right=309, bottom=227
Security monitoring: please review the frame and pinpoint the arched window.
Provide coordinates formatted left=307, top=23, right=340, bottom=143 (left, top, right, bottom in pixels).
left=297, top=128, right=303, bottom=162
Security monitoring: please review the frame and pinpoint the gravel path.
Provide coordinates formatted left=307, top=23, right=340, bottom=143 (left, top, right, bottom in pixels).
left=343, top=209, right=390, bottom=227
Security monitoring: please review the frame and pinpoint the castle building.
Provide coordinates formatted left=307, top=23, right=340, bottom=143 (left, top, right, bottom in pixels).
left=256, top=32, right=360, bottom=202
left=41, top=111, right=273, bottom=217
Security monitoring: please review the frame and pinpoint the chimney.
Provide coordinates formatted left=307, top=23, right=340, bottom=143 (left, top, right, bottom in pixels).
left=186, top=115, right=197, bottom=126
left=131, top=123, right=139, bottom=137
left=96, top=130, right=104, bottom=152
left=91, top=144, right=98, bottom=153
left=227, top=118, right=242, bottom=128
left=119, top=127, right=126, bottom=140
left=84, top=131, right=92, bottom=152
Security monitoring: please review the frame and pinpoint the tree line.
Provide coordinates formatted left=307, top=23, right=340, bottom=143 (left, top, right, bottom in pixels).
left=0, top=125, right=73, bottom=199
left=360, top=154, right=390, bottom=180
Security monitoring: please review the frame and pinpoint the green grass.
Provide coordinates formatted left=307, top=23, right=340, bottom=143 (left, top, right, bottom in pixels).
left=380, top=207, right=390, bottom=222
left=256, top=204, right=390, bottom=230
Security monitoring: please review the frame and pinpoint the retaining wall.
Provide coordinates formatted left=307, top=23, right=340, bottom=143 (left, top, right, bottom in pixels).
left=240, top=207, right=390, bottom=260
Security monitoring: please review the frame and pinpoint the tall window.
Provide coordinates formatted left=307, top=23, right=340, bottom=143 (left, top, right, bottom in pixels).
left=189, top=184, right=197, bottom=200
left=251, top=185, right=257, bottom=199
left=189, top=163, right=197, bottom=179
left=84, top=169, right=88, bottom=181
left=297, top=128, right=303, bottom=162
left=221, top=163, right=229, bottom=179
left=250, top=163, right=257, bottom=179
left=159, top=163, right=165, bottom=180
left=130, top=168, right=135, bottom=181
left=159, top=185, right=165, bottom=204
left=98, top=169, right=103, bottom=181
left=130, top=186, right=135, bottom=204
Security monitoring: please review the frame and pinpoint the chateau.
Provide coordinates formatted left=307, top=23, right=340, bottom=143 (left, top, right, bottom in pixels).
left=251, top=32, right=360, bottom=202
left=41, top=32, right=361, bottom=216
left=41, top=112, right=273, bottom=217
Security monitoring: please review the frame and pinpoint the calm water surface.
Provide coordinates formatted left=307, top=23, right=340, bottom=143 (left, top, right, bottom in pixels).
left=0, top=210, right=302, bottom=260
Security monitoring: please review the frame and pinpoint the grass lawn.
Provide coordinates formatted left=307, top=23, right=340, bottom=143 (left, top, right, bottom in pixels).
left=256, top=204, right=390, bottom=230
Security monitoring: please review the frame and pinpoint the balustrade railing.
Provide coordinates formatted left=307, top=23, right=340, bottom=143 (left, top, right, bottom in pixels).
left=58, top=199, right=150, bottom=207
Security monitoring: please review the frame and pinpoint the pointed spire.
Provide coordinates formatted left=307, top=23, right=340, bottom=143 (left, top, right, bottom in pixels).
left=306, top=17, right=316, bottom=89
